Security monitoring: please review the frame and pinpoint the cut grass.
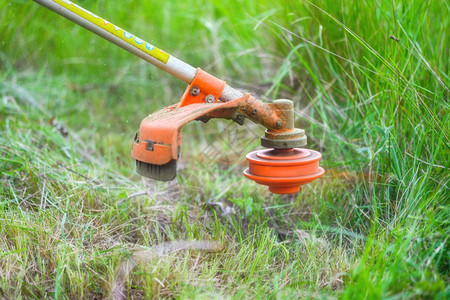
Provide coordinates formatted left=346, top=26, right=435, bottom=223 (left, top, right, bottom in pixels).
left=1, top=0, right=449, bottom=298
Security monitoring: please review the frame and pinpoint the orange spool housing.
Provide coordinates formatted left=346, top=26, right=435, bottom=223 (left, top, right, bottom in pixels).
left=244, top=148, right=325, bottom=194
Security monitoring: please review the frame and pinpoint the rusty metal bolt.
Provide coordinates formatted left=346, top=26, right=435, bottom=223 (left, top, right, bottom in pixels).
left=273, top=99, right=294, bottom=130
left=205, top=94, right=215, bottom=103
left=272, top=99, right=293, bottom=110
left=190, top=86, right=200, bottom=96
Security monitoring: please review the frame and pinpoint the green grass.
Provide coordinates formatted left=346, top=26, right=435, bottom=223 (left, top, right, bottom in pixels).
left=1, top=0, right=449, bottom=298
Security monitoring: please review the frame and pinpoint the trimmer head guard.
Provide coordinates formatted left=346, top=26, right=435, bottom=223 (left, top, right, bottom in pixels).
left=131, top=94, right=252, bottom=181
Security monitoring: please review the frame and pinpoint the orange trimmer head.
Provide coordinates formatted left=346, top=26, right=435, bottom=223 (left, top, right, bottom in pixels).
left=244, top=148, right=325, bottom=194
left=131, top=70, right=325, bottom=194
left=34, top=0, right=325, bottom=194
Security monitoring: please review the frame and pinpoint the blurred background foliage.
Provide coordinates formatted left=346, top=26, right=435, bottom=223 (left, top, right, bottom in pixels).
left=0, top=0, right=448, bottom=298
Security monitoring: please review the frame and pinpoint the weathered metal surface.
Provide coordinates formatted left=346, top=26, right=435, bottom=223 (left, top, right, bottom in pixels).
left=261, top=127, right=307, bottom=148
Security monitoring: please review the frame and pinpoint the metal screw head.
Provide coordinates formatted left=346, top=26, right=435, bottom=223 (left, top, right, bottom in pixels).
left=234, top=113, right=245, bottom=125
left=205, top=94, right=215, bottom=103
left=190, top=86, right=200, bottom=96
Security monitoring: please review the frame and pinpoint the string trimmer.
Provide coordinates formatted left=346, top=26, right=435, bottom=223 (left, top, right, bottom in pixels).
left=33, top=0, right=325, bottom=194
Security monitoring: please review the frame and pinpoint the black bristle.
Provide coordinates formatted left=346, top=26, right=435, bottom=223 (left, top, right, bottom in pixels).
left=135, top=160, right=177, bottom=181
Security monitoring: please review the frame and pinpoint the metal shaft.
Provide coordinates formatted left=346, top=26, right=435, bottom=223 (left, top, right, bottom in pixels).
left=33, top=0, right=243, bottom=102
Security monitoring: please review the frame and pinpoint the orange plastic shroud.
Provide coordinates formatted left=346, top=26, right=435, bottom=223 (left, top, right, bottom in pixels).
left=132, top=95, right=251, bottom=165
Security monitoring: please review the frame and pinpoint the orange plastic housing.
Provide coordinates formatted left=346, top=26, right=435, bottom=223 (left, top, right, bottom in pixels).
left=244, top=148, right=325, bottom=194
left=177, top=68, right=226, bottom=107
